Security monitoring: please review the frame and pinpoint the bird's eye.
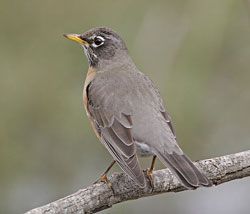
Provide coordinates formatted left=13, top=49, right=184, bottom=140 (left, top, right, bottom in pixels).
left=92, top=36, right=105, bottom=47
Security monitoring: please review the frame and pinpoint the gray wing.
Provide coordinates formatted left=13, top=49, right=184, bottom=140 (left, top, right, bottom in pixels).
left=133, top=72, right=176, bottom=136
left=135, top=73, right=211, bottom=188
left=86, top=72, right=146, bottom=188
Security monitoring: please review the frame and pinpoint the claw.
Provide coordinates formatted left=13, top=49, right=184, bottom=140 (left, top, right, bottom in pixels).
left=146, top=168, right=154, bottom=190
left=93, top=160, right=116, bottom=191
left=93, top=174, right=114, bottom=192
left=145, top=155, right=157, bottom=190
left=94, top=174, right=108, bottom=184
left=100, top=174, right=108, bottom=182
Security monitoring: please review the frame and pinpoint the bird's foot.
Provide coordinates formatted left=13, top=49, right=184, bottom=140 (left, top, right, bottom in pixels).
left=145, top=168, right=154, bottom=190
left=93, top=174, right=114, bottom=192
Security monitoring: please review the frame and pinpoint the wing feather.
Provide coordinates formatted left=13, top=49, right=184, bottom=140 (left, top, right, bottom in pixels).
left=86, top=74, right=146, bottom=187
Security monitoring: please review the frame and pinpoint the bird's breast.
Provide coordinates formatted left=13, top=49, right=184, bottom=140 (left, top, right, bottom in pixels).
left=83, top=67, right=97, bottom=113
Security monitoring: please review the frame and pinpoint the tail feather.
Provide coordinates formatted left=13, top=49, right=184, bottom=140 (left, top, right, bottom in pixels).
left=155, top=150, right=212, bottom=189
left=182, top=154, right=211, bottom=186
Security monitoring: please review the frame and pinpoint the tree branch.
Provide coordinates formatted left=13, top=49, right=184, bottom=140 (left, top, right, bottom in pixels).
left=25, top=150, right=250, bottom=214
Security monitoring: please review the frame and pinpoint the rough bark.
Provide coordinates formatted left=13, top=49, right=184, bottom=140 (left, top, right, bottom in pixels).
left=25, top=150, right=250, bottom=214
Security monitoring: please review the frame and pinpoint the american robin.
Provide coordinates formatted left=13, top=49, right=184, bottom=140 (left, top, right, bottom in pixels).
left=63, top=27, right=212, bottom=189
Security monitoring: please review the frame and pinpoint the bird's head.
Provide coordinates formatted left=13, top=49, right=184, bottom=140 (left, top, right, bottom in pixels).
left=64, top=27, right=129, bottom=69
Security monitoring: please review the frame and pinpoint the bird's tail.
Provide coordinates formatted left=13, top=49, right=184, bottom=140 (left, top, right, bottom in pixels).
left=155, top=150, right=212, bottom=189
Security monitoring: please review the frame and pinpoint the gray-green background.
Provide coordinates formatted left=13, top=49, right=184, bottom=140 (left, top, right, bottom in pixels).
left=1, top=0, right=250, bottom=213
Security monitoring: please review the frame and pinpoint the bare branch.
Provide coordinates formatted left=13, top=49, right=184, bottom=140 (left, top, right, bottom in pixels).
left=25, top=150, right=250, bottom=214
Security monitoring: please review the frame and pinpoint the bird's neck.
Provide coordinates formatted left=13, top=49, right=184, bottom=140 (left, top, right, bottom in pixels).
left=94, top=52, right=135, bottom=73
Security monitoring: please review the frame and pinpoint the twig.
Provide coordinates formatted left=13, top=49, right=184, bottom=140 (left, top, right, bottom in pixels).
left=25, top=150, right=250, bottom=214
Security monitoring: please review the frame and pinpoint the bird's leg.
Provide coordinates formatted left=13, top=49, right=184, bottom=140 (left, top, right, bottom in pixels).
left=146, top=155, right=157, bottom=188
left=94, top=160, right=116, bottom=188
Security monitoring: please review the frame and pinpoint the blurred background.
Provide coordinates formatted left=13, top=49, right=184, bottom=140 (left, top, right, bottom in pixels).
left=1, top=0, right=250, bottom=213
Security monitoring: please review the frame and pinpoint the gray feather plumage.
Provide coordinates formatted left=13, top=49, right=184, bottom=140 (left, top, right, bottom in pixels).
left=87, top=66, right=211, bottom=188
left=77, top=27, right=211, bottom=189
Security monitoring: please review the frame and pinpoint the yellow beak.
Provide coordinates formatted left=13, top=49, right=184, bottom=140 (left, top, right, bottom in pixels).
left=63, top=34, right=89, bottom=45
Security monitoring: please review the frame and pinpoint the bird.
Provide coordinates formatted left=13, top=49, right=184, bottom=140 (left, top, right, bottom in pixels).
left=63, top=27, right=212, bottom=189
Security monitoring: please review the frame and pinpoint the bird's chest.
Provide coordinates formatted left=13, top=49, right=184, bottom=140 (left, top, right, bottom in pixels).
left=83, top=67, right=97, bottom=115
left=83, top=67, right=102, bottom=139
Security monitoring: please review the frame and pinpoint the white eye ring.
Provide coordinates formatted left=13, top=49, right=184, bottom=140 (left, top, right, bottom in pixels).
left=92, top=36, right=105, bottom=48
